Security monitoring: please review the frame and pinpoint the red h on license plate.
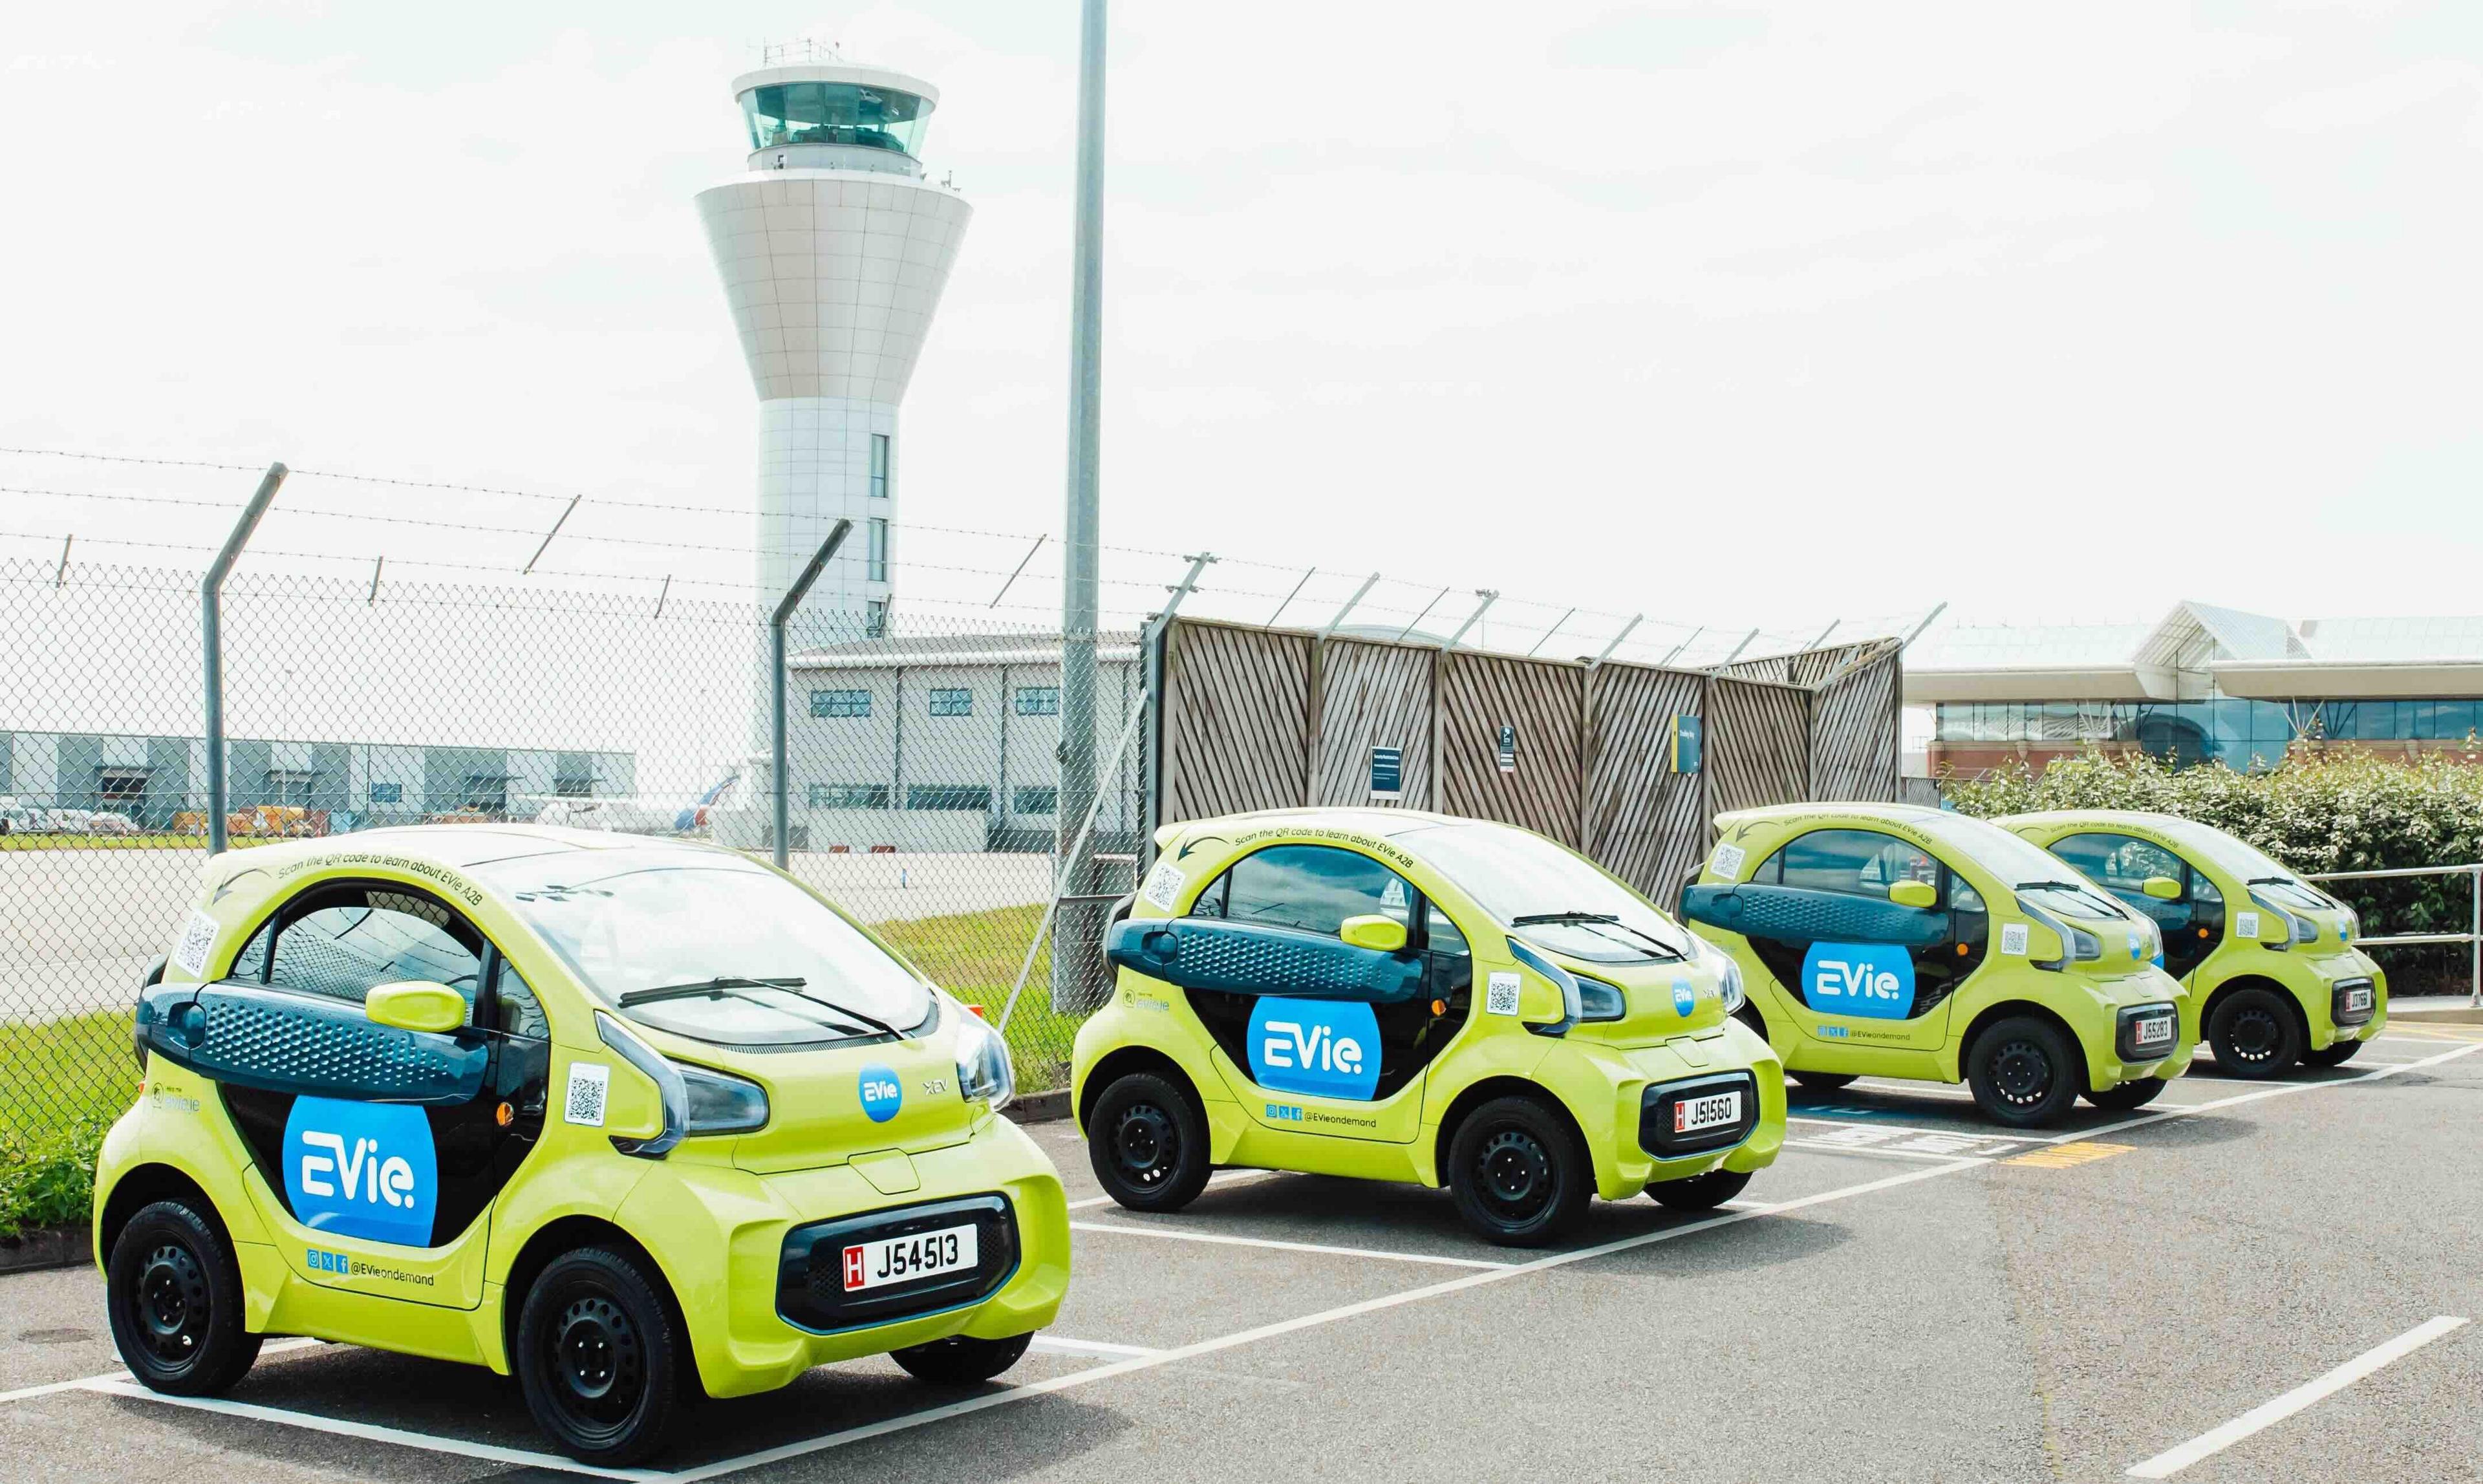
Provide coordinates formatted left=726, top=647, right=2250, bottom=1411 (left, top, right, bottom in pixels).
left=1674, top=1090, right=1741, bottom=1134
left=842, top=1245, right=867, bottom=1290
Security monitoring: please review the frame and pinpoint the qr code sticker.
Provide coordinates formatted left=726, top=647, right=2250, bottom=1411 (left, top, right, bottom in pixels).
left=2235, top=912, right=2260, bottom=940
left=1710, top=843, right=1747, bottom=881
left=1485, top=971, right=1522, bottom=1016
left=1141, top=860, right=1186, bottom=912
left=169, top=909, right=220, bottom=978
left=563, top=1062, right=610, bottom=1128
left=1999, top=923, right=2029, bottom=956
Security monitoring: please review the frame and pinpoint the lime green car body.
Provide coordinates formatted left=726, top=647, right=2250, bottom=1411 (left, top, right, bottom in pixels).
left=1996, top=810, right=2388, bottom=1068
left=94, top=827, right=1068, bottom=1426
left=1682, top=803, right=2195, bottom=1121
left=1071, top=809, right=1785, bottom=1230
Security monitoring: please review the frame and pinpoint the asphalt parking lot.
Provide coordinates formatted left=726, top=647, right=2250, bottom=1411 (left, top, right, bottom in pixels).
left=7, top=1026, right=2480, bottom=1484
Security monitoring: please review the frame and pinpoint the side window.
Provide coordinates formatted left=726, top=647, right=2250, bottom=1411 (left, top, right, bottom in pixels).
left=1774, top=829, right=1941, bottom=903
left=1197, top=845, right=1413, bottom=938
left=228, top=918, right=273, bottom=982
left=268, top=891, right=484, bottom=1013
left=491, top=956, right=550, bottom=1040
left=1426, top=903, right=1470, bottom=958
left=2051, top=833, right=2186, bottom=897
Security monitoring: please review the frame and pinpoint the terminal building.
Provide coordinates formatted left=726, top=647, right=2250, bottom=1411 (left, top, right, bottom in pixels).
left=1906, top=601, right=2483, bottom=777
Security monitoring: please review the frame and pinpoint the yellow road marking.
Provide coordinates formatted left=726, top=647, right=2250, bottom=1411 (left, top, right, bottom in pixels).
left=2381, top=1024, right=2483, bottom=1042
left=2006, top=1141, right=2135, bottom=1169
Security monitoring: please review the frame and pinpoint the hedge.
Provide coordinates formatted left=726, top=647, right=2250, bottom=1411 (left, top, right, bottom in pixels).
left=1944, top=747, right=2483, bottom=994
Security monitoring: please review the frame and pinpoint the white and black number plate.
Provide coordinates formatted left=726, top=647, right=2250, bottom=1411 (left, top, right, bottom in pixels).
left=2132, top=1013, right=2175, bottom=1049
left=842, top=1225, right=978, bottom=1292
left=1673, top=1090, right=1742, bottom=1135
left=2343, top=985, right=2373, bottom=1015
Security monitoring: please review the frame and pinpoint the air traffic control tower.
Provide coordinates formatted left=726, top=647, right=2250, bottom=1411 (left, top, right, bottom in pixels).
left=696, top=56, right=971, bottom=638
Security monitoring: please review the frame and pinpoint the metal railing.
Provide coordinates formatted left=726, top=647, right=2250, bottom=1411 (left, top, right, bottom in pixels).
left=2304, top=863, right=2483, bottom=1007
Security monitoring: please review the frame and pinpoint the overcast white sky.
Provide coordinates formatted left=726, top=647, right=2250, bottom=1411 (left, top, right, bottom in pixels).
left=4, top=1, right=2480, bottom=642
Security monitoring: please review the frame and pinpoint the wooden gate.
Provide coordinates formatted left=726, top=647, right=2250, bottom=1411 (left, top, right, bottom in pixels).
left=1312, top=638, right=1435, bottom=810
left=1438, top=652, right=1585, bottom=846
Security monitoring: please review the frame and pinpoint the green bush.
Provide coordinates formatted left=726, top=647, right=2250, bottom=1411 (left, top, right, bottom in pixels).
left=1944, top=747, right=2483, bottom=993
left=0, top=1122, right=101, bottom=1240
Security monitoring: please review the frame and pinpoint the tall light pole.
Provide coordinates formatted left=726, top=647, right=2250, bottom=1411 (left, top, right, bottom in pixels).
left=1056, top=0, right=1108, bottom=1011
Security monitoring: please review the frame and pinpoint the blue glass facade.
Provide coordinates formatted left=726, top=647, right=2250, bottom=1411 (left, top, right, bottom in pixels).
left=1933, top=697, right=2483, bottom=771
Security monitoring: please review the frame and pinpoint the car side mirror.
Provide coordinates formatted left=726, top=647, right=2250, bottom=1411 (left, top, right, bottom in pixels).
left=1338, top=914, right=1408, bottom=952
left=2141, top=876, right=2182, bottom=901
left=1887, top=880, right=1938, bottom=910
left=366, top=981, right=468, bottom=1035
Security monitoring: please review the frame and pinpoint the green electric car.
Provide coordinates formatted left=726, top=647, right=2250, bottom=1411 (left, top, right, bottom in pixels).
left=1681, top=803, right=2194, bottom=1126
left=1997, top=810, right=2387, bottom=1076
left=1073, top=809, right=1786, bottom=1247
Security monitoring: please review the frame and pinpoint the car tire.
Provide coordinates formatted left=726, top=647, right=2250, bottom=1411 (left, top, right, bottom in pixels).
left=1648, top=1167, right=1750, bottom=1211
left=2209, top=988, right=2303, bottom=1078
left=513, top=1247, right=682, bottom=1467
left=1447, top=1095, right=1591, bottom=1247
left=2083, top=1077, right=2167, bottom=1111
left=107, top=1198, right=263, bottom=1396
left=1088, top=1071, right=1211, bottom=1213
left=1789, top=1071, right=1858, bottom=1091
left=2303, top=1038, right=2363, bottom=1068
left=1966, top=1016, right=2084, bottom=1128
left=892, top=1331, right=1035, bottom=1386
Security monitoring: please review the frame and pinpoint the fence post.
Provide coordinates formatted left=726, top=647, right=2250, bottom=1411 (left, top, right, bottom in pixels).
left=202, top=463, right=288, bottom=855
left=2470, top=865, right=2478, bottom=1008
left=769, top=522, right=851, bottom=870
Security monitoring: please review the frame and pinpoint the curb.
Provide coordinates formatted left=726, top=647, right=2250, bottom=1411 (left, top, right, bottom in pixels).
left=0, top=1224, right=91, bottom=1277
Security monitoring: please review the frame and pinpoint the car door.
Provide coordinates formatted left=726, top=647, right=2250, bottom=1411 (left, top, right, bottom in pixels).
left=140, top=880, right=547, bottom=1308
left=1732, top=828, right=1988, bottom=1053
left=2043, top=832, right=2224, bottom=980
left=1177, top=844, right=1457, bottom=1143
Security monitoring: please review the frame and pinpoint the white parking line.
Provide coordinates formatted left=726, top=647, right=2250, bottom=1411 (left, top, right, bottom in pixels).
left=1066, top=1168, right=1280, bottom=1210
left=1028, top=1335, right=1162, bottom=1360
left=0, top=1336, right=323, bottom=1407
left=1785, top=1137, right=2002, bottom=1163
left=1070, top=1220, right=1512, bottom=1270
left=2125, top=1316, right=2469, bottom=1478
left=77, top=1377, right=666, bottom=1481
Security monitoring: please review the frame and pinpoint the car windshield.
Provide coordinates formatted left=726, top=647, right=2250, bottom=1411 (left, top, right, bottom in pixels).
left=1390, top=820, right=1689, bottom=963
left=1928, top=815, right=2131, bottom=922
left=2155, top=821, right=2331, bottom=909
left=475, top=848, right=932, bottom=1049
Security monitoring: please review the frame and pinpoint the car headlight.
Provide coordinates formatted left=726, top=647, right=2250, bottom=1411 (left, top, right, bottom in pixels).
left=679, top=1062, right=769, bottom=1134
left=1705, top=941, right=1747, bottom=1013
left=1575, top=974, right=1627, bottom=1022
left=956, top=1012, right=1015, bottom=1111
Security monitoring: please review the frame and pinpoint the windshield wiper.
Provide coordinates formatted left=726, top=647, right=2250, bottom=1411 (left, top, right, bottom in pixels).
left=2013, top=881, right=2094, bottom=894
left=1510, top=911, right=1619, bottom=926
left=619, top=976, right=806, bottom=1007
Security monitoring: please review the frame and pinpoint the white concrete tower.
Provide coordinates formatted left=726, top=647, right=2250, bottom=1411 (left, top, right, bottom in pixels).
left=696, top=58, right=973, bottom=640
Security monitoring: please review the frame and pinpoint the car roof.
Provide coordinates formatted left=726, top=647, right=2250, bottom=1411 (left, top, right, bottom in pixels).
left=1713, top=801, right=1955, bottom=830
left=1993, top=809, right=2183, bottom=830
left=202, top=824, right=742, bottom=896
left=1163, top=806, right=1480, bottom=840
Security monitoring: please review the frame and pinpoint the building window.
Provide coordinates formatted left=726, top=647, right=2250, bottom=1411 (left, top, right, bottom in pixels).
left=96, top=769, right=149, bottom=806
left=907, top=785, right=993, bottom=812
left=810, top=689, right=871, bottom=718
left=1015, top=685, right=1060, bottom=716
left=870, top=433, right=890, bottom=500
left=867, top=517, right=890, bottom=582
left=369, top=782, right=403, bottom=805
left=1013, top=786, right=1058, bottom=816
left=866, top=599, right=888, bottom=639
left=808, top=783, right=890, bottom=810
left=266, top=769, right=316, bottom=806
left=462, top=775, right=510, bottom=814
left=555, top=776, right=593, bottom=798
left=928, top=687, right=973, bottom=717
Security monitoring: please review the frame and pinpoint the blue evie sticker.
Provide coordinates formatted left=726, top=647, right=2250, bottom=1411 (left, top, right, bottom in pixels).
left=1248, top=998, right=1381, bottom=1101
left=283, top=1096, right=436, bottom=1248
left=1800, top=942, right=1917, bottom=1022
left=859, top=1063, right=903, bottom=1123
left=1671, top=978, right=1698, bottom=1017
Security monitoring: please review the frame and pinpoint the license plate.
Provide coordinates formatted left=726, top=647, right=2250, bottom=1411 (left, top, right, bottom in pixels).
left=2133, top=1015, right=2175, bottom=1048
left=1673, top=1090, right=1742, bottom=1134
left=2344, top=986, right=2372, bottom=1014
left=841, top=1224, right=978, bottom=1292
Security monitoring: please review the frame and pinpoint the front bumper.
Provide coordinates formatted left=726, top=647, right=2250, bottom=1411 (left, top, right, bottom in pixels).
left=616, top=1113, right=1070, bottom=1399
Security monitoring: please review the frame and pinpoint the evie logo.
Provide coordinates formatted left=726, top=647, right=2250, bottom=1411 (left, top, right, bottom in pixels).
left=1248, top=998, right=1381, bottom=1101
left=858, top=1064, right=903, bottom=1123
left=282, top=1097, right=436, bottom=1248
left=1671, top=978, right=1699, bottom=1018
left=1801, top=942, right=1916, bottom=1022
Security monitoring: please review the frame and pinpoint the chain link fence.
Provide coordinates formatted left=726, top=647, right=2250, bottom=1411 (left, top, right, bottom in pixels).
left=1, top=554, right=1144, bottom=1152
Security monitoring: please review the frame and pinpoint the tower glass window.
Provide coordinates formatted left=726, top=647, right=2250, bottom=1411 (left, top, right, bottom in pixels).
left=870, top=434, right=890, bottom=500
left=740, top=83, right=932, bottom=156
left=868, top=518, right=889, bottom=582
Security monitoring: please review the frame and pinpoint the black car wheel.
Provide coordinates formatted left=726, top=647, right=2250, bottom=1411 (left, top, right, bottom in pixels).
left=514, top=1247, right=681, bottom=1467
left=892, top=1331, right=1035, bottom=1386
left=1648, top=1167, right=1751, bottom=1211
left=1088, top=1071, right=1210, bottom=1212
left=2303, top=1038, right=2363, bottom=1068
left=2083, top=1077, right=2167, bottom=1112
left=2209, top=989, right=2302, bottom=1079
left=1447, top=1096, right=1589, bottom=1247
left=1789, top=1071, right=1858, bottom=1091
left=1966, top=1016, right=2083, bottom=1128
left=107, top=1199, right=262, bottom=1395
